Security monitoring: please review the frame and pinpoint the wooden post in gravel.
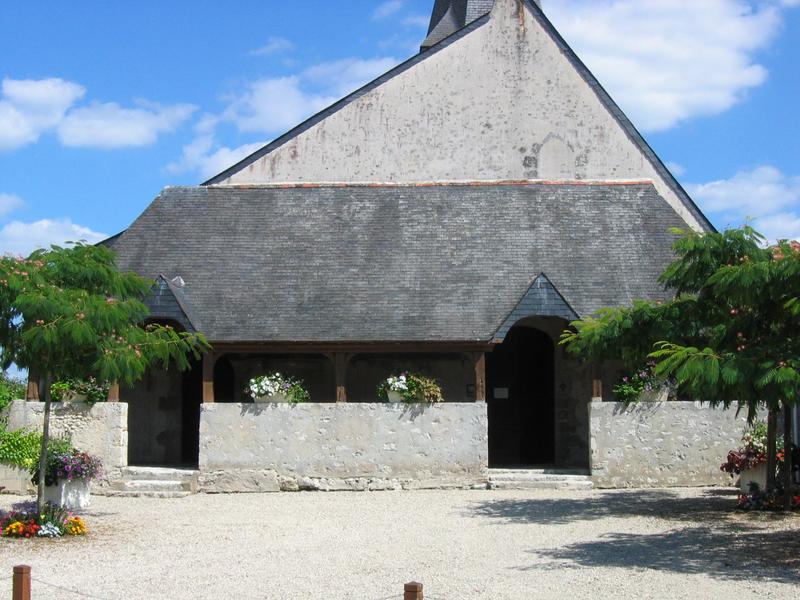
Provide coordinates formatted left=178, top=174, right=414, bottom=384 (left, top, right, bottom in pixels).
left=13, top=565, right=31, bottom=600
left=404, top=581, right=423, bottom=600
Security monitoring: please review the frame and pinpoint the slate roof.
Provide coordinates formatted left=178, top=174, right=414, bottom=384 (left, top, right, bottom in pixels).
left=107, top=182, right=685, bottom=343
left=202, top=0, right=712, bottom=233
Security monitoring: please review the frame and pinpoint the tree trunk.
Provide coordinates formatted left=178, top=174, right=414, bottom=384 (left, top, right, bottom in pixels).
left=766, top=408, right=778, bottom=494
left=783, top=404, right=794, bottom=511
left=35, top=374, right=51, bottom=512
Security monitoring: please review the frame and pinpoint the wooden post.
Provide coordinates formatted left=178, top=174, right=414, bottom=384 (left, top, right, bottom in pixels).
left=332, top=353, right=351, bottom=403
left=404, top=582, right=423, bottom=600
left=473, top=352, right=486, bottom=402
left=202, top=352, right=216, bottom=404
left=25, top=373, right=39, bottom=401
left=591, top=378, right=603, bottom=401
left=107, top=382, right=120, bottom=403
left=13, top=565, right=31, bottom=600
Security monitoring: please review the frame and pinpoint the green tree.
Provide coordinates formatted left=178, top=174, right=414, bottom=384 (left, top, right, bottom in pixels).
left=561, top=227, right=799, bottom=508
left=0, top=243, right=209, bottom=509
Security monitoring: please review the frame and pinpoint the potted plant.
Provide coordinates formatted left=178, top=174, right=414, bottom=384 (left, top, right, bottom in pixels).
left=51, top=377, right=110, bottom=403
left=31, top=440, right=103, bottom=510
left=377, top=372, right=444, bottom=403
left=720, top=421, right=781, bottom=493
left=247, top=373, right=310, bottom=403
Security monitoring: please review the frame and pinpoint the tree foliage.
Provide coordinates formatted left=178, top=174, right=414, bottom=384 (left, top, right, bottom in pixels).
left=561, top=227, right=799, bottom=505
left=0, top=243, right=209, bottom=384
left=561, top=227, right=799, bottom=418
left=0, top=242, right=209, bottom=509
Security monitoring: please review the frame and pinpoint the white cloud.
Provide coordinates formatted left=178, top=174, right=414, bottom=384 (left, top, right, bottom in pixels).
left=665, top=162, right=686, bottom=177
left=0, top=218, right=108, bottom=256
left=218, top=57, right=398, bottom=135
left=373, top=0, right=405, bottom=20
left=250, top=37, right=294, bottom=56
left=546, top=0, right=788, bottom=131
left=220, top=76, right=337, bottom=135
left=402, top=14, right=431, bottom=28
left=166, top=135, right=266, bottom=180
left=0, top=193, right=25, bottom=218
left=302, top=57, right=399, bottom=96
left=686, top=166, right=800, bottom=242
left=58, top=101, right=196, bottom=148
left=0, top=78, right=85, bottom=150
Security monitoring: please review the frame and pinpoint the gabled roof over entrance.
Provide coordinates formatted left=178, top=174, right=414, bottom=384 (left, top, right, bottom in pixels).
left=107, top=181, right=685, bottom=343
left=493, top=273, right=579, bottom=342
left=145, top=275, right=199, bottom=333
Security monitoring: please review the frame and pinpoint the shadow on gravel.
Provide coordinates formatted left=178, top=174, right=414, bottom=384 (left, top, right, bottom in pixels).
left=470, top=489, right=735, bottom=525
left=527, top=525, right=800, bottom=583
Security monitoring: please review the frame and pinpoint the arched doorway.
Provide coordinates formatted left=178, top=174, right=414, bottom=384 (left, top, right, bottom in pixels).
left=127, top=319, right=202, bottom=467
left=486, top=325, right=555, bottom=467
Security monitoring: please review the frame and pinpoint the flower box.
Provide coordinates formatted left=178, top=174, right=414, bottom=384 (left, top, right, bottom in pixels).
left=740, top=463, right=768, bottom=493
left=43, top=479, right=91, bottom=510
left=386, top=391, right=404, bottom=403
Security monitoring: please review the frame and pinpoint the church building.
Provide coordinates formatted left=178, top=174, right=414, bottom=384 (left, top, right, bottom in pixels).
left=91, top=0, right=725, bottom=491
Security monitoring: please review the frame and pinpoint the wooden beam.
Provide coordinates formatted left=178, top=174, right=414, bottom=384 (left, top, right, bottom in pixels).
left=473, top=352, right=486, bottom=402
left=202, top=352, right=216, bottom=404
left=107, top=382, right=120, bottom=403
left=211, top=341, right=494, bottom=355
left=332, top=353, right=352, bottom=403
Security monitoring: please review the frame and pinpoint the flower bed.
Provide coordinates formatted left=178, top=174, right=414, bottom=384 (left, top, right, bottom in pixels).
left=736, top=490, right=800, bottom=512
left=377, top=372, right=444, bottom=403
left=0, top=500, right=87, bottom=539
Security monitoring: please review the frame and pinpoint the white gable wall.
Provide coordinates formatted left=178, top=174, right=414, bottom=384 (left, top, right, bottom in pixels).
left=220, top=0, right=703, bottom=231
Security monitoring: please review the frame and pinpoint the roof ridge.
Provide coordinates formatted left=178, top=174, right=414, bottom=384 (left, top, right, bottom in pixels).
left=203, top=179, right=655, bottom=190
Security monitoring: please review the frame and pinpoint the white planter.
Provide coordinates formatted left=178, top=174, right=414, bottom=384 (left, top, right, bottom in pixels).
left=640, top=387, right=669, bottom=402
left=44, top=479, right=91, bottom=510
left=255, top=393, right=290, bottom=403
left=740, top=464, right=768, bottom=493
left=386, top=391, right=404, bottom=403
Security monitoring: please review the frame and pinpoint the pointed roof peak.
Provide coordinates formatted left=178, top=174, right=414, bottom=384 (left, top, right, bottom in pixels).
left=421, top=0, right=544, bottom=51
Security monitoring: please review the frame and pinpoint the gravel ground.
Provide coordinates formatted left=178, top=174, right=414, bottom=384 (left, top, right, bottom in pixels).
left=0, top=487, right=798, bottom=600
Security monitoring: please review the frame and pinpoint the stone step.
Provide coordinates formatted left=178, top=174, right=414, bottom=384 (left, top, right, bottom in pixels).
left=121, top=466, right=198, bottom=481
left=489, top=479, right=594, bottom=491
left=115, top=479, right=189, bottom=492
left=102, top=490, right=193, bottom=499
left=487, top=469, right=594, bottom=491
left=489, top=468, right=590, bottom=476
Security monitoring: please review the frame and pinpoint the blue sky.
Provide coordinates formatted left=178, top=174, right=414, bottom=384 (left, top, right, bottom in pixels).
left=0, top=0, right=799, bottom=255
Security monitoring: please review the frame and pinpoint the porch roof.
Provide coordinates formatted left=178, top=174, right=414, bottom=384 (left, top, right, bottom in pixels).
left=106, top=181, right=685, bottom=342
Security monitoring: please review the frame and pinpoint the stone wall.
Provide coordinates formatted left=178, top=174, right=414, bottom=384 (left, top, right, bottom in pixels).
left=199, top=402, right=488, bottom=492
left=5, top=400, right=128, bottom=480
left=590, top=401, right=748, bottom=488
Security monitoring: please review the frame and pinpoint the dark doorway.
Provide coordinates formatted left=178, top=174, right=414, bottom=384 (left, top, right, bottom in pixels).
left=127, top=363, right=200, bottom=468
left=181, top=361, right=202, bottom=466
left=486, top=326, right=555, bottom=467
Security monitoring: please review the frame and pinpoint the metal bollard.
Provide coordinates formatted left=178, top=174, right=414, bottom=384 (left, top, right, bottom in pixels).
left=13, top=565, right=31, bottom=600
left=404, top=581, right=423, bottom=600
